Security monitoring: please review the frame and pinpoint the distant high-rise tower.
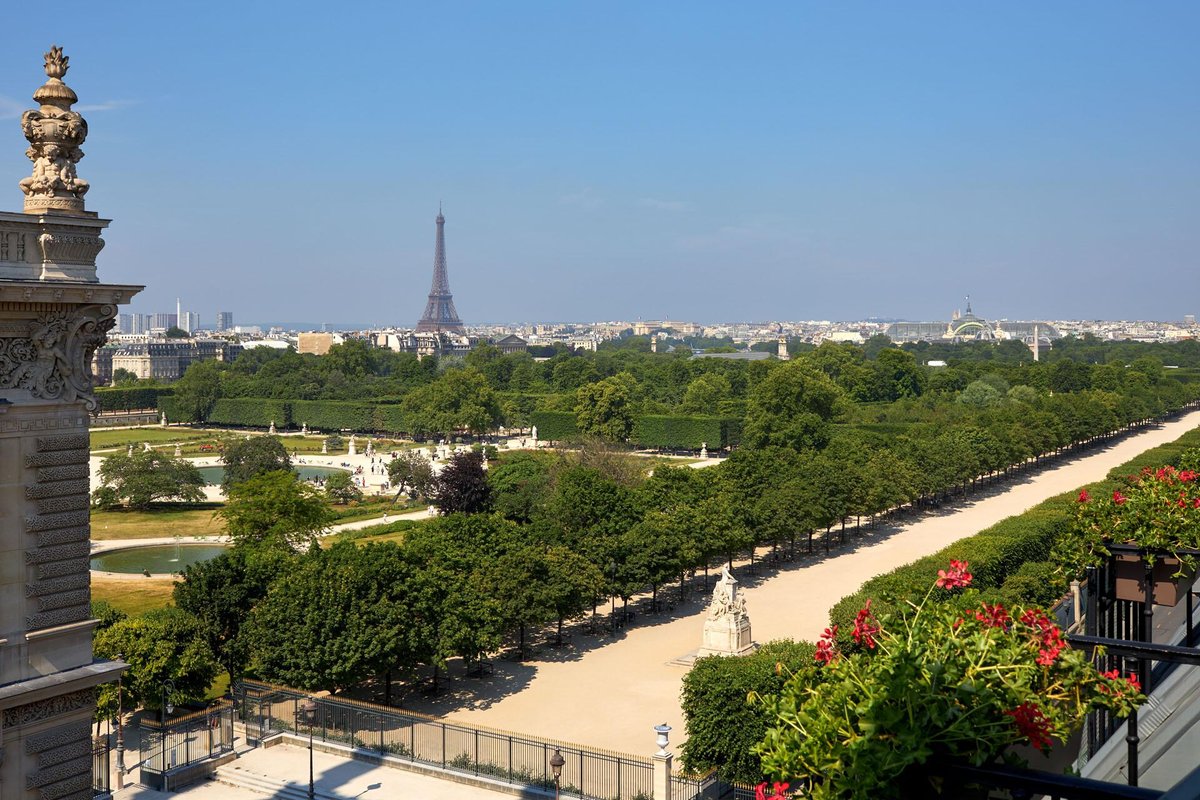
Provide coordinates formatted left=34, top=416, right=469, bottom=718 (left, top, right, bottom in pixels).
left=416, top=208, right=465, bottom=333
left=216, top=311, right=233, bottom=332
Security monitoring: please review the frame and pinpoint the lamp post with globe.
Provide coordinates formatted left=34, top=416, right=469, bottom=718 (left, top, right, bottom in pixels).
left=549, top=748, right=565, bottom=800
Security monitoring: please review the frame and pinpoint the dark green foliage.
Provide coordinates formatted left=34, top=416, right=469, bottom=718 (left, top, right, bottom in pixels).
left=92, top=450, right=206, bottom=509
left=95, top=386, right=174, bottom=412
left=209, top=397, right=291, bottom=428
left=530, top=410, right=579, bottom=441
left=291, top=399, right=376, bottom=432
left=630, top=415, right=735, bottom=449
left=324, top=470, right=363, bottom=504
left=680, top=641, right=817, bottom=784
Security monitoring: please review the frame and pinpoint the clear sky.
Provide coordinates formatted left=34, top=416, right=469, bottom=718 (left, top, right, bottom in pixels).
left=2, top=2, right=1199, bottom=326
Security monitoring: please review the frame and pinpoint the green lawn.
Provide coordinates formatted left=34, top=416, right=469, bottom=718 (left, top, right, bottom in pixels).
left=91, top=575, right=176, bottom=616
left=91, top=504, right=225, bottom=540
left=90, top=427, right=212, bottom=451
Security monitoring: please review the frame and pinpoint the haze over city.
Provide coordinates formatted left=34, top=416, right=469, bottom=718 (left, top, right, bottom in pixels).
left=2, top=2, right=1199, bottom=324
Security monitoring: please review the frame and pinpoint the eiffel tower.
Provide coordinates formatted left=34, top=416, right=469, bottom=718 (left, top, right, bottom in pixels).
left=416, top=207, right=465, bottom=333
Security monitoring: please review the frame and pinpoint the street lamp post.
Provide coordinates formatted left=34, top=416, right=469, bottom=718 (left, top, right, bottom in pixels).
left=115, top=654, right=126, bottom=790
left=549, top=748, right=565, bottom=800
left=300, top=698, right=318, bottom=800
left=160, top=678, right=175, bottom=791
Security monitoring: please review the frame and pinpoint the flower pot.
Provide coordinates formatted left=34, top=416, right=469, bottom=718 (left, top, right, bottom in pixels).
left=1113, top=555, right=1197, bottom=606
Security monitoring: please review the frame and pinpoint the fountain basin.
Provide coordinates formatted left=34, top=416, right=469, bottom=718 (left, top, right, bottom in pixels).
left=90, top=544, right=228, bottom=574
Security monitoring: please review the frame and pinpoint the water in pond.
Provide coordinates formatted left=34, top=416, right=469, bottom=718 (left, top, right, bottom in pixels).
left=196, top=465, right=346, bottom=486
left=91, top=544, right=228, bottom=574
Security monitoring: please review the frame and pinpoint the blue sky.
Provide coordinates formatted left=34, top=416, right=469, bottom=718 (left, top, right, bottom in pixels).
left=2, top=2, right=1199, bottom=326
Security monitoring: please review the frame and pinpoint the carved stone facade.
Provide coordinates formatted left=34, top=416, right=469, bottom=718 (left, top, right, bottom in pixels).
left=1, top=46, right=141, bottom=800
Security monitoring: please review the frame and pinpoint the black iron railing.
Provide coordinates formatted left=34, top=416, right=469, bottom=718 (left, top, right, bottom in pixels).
left=139, top=700, right=235, bottom=790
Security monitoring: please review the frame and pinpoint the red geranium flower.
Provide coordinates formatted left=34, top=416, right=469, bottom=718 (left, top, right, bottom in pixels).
left=1077, top=489, right=1090, bottom=503
left=815, top=625, right=838, bottom=664
left=755, top=781, right=790, bottom=800
left=936, top=560, right=973, bottom=590
left=1113, top=489, right=1128, bottom=505
left=975, top=602, right=1010, bottom=630
left=852, top=600, right=881, bottom=650
left=1004, top=702, right=1056, bottom=752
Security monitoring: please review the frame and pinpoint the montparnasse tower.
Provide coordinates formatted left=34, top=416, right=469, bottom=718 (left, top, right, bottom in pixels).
left=415, top=206, right=465, bottom=333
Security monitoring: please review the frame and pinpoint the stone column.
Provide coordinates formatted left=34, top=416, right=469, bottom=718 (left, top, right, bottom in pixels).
left=0, top=46, right=142, bottom=799
left=651, top=724, right=673, bottom=800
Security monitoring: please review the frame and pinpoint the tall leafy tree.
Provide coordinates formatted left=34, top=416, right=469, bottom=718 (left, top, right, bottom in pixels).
left=221, top=435, right=292, bottom=490
left=432, top=450, right=492, bottom=514
left=92, top=450, right=206, bottom=509
left=743, top=361, right=845, bottom=451
left=218, top=470, right=333, bottom=549
left=172, top=359, right=225, bottom=422
left=387, top=450, right=436, bottom=500
left=574, top=374, right=637, bottom=441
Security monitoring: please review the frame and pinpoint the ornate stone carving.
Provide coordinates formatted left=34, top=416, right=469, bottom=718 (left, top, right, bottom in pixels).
left=2, top=689, right=95, bottom=728
left=37, top=557, right=89, bottom=580
left=25, top=541, right=90, bottom=564
left=36, top=433, right=88, bottom=451
left=26, top=754, right=91, bottom=789
left=27, top=605, right=90, bottom=630
left=36, top=231, right=104, bottom=267
left=25, top=574, right=89, bottom=597
left=699, top=567, right=755, bottom=657
left=24, top=510, right=90, bottom=532
left=26, top=478, right=91, bottom=499
left=0, top=305, right=117, bottom=411
left=25, top=721, right=91, bottom=757
left=35, top=527, right=90, bottom=547
left=18, top=47, right=90, bottom=215
left=34, top=495, right=90, bottom=514
left=24, top=449, right=88, bottom=468
left=35, top=464, right=89, bottom=481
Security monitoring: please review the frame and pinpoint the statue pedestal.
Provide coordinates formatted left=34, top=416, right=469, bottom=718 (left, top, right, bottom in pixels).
left=699, top=613, right=754, bottom=657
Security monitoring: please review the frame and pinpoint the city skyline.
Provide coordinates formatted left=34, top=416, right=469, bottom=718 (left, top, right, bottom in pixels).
left=2, top=3, right=1199, bottom=323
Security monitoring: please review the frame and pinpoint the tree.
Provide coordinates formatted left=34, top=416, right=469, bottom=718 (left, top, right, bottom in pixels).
left=218, top=470, right=333, bottom=549
left=958, top=380, right=1005, bottom=408
left=173, top=544, right=294, bottom=682
left=679, top=374, right=733, bottom=415
left=574, top=374, right=636, bottom=441
left=247, top=542, right=412, bottom=692
left=487, top=545, right=554, bottom=658
left=173, top=359, right=224, bottom=422
left=164, top=326, right=189, bottom=338
left=387, top=450, right=436, bottom=500
left=221, top=435, right=292, bottom=490
left=92, top=450, right=205, bottom=509
left=401, top=368, right=501, bottom=436
left=487, top=451, right=553, bottom=523
left=111, top=367, right=139, bottom=385
left=93, top=607, right=221, bottom=715
left=324, top=470, right=363, bottom=504
left=432, top=450, right=492, bottom=514
left=743, top=361, right=845, bottom=451
left=543, top=546, right=606, bottom=644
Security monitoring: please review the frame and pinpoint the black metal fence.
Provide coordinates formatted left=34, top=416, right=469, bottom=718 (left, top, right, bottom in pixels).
left=92, top=736, right=110, bottom=796
left=139, top=700, right=235, bottom=789
left=238, top=680, right=657, bottom=800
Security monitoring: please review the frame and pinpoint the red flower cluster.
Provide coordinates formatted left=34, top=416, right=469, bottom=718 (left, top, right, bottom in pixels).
left=1112, top=489, right=1128, bottom=505
left=1077, top=489, right=1090, bottom=503
left=852, top=600, right=881, bottom=650
left=755, top=781, right=790, bottom=800
left=1020, top=608, right=1065, bottom=666
left=1098, top=668, right=1143, bottom=698
left=815, top=625, right=838, bottom=664
left=936, top=560, right=973, bottom=590
left=1179, top=469, right=1197, bottom=482
left=1003, top=702, right=1056, bottom=752
left=975, top=602, right=1010, bottom=630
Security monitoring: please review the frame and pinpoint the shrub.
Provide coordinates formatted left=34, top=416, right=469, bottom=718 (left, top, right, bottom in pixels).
left=209, top=398, right=291, bottom=428
left=291, top=400, right=375, bottom=432
left=530, top=410, right=579, bottom=441
left=96, top=386, right=174, bottom=412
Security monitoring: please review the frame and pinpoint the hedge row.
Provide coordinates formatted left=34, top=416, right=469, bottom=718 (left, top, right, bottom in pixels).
left=96, top=386, right=174, bottom=412
left=191, top=397, right=416, bottom=435
left=631, top=415, right=739, bottom=449
left=291, top=400, right=376, bottom=432
left=208, top=398, right=291, bottom=428
left=828, top=421, right=1200, bottom=638
left=530, top=410, right=741, bottom=449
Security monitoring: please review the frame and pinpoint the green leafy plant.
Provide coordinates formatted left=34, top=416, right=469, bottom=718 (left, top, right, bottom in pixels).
left=1063, top=465, right=1200, bottom=573
left=755, top=562, right=1143, bottom=800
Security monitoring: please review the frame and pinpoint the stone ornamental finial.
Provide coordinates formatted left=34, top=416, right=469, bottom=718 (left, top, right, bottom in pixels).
left=19, top=45, right=92, bottom=215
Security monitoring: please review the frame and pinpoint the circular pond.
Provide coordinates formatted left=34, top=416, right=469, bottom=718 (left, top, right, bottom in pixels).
left=196, top=465, right=346, bottom=486
left=90, top=544, right=228, bottom=574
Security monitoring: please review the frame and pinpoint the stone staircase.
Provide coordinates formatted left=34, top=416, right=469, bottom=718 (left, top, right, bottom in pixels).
left=213, top=762, right=349, bottom=800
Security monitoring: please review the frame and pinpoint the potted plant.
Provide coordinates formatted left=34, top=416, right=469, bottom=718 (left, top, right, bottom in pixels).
left=1067, top=466, right=1200, bottom=605
left=754, top=562, right=1143, bottom=800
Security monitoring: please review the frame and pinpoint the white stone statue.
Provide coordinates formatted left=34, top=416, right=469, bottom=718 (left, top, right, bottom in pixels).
left=161, top=412, right=168, bottom=426
left=268, top=420, right=276, bottom=435
left=699, top=567, right=754, bottom=657
left=321, top=440, right=328, bottom=454
left=348, top=435, right=357, bottom=456
left=366, top=440, right=375, bottom=457
left=301, top=422, right=308, bottom=435
left=700, top=442, right=708, bottom=459
left=126, top=444, right=133, bottom=457
left=531, top=425, right=538, bottom=442
left=142, top=441, right=151, bottom=452
left=174, top=443, right=181, bottom=457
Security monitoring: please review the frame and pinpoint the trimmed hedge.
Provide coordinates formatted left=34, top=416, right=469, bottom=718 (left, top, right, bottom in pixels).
left=156, top=394, right=184, bottom=422
left=291, top=400, right=375, bottom=432
left=209, top=398, right=291, bottom=428
left=830, top=420, right=1200, bottom=638
left=631, top=415, right=741, bottom=449
left=96, top=386, right=174, bottom=412
left=530, top=410, right=579, bottom=441
left=372, top=405, right=410, bottom=435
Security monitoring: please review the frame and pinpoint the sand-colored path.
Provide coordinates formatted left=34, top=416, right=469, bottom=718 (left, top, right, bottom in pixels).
left=406, top=411, right=1200, bottom=755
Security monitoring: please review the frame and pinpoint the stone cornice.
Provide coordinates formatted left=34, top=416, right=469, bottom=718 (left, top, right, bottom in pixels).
left=0, top=280, right=142, bottom=305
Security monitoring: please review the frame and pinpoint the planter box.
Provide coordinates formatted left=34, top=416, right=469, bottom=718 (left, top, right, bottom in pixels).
left=1113, top=554, right=1197, bottom=606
